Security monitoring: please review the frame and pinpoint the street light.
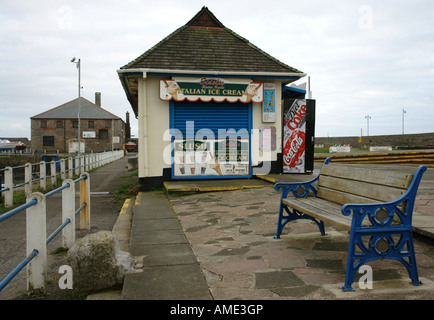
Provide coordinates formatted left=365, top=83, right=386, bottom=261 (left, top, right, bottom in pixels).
left=365, top=115, right=371, bottom=136
left=71, top=57, right=81, bottom=155
left=402, top=109, right=406, bottom=135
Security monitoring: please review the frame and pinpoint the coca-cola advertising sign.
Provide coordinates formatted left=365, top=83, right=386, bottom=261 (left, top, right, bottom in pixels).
left=283, top=99, right=306, bottom=173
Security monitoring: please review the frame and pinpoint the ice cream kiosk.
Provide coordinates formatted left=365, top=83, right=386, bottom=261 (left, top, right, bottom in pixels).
left=118, top=7, right=315, bottom=191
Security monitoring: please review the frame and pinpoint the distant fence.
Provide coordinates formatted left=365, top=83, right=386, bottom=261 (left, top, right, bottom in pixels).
left=0, top=150, right=123, bottom=294
left=0, top=150, right=124, bottom=208
left=315, top=132, right=434, bottom=149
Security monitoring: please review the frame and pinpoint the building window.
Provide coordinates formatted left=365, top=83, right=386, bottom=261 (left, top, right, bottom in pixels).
left=43, top=136, right=54, bottom=147
left=41, top=121, right=47, bottom=128
left=105, top=121, right=111, bottom=128
left=88, top=121, right=94, bottom=128
left=72, top=121, right=78, bottom=128
left=99, top=129, right=109, bottom=140
left=56, top=121, right=63, bottom=128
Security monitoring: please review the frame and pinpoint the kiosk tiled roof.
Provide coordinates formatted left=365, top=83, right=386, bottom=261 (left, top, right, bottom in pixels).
left=118, top=6, right=305, bottom=115
left=121, top=7, right=303, bottom=74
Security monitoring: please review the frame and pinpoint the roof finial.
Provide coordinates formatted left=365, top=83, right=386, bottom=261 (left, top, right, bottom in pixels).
left=186, top=7, right=225, bottom=28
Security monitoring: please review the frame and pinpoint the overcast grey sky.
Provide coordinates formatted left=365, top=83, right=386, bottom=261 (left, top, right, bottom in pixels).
left=1, top=0, right=433, bottom=140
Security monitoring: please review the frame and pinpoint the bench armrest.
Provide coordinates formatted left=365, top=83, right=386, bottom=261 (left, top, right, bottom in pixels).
left=341, top=165, right=427, bottom=230
left=274, top=158, right=332, bottom=199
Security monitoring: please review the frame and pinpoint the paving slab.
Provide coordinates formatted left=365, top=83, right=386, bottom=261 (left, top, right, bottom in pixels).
left=122, top=264, right=212, bottom=300
left=138, top=244, right=199, bottom=266
left=122, top=191, right=212, bottom=300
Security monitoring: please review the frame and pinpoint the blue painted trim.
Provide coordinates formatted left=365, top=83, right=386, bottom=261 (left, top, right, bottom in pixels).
left=282, top=85, right=306, bottom=94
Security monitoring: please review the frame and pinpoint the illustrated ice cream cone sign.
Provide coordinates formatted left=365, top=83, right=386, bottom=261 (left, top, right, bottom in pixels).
left=160, top=78, right=263, bottom=103
left=162, top=80, right=181, bottom=100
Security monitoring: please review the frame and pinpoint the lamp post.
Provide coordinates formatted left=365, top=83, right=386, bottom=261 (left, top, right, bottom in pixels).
left=71, top=57, right=81, bottom=155
left=402, top=109, right=406, bottom=135
left=365, top=115, right=371, bottom=136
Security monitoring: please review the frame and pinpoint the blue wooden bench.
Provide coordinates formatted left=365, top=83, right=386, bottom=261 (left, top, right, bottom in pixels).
left=274, top=158, right=427, bottom=292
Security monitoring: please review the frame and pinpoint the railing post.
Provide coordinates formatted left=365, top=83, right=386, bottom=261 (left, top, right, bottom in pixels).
left=4, top=166, right=13, bottom=208
left=62, top=179, right=75, bottom=248
left=60, top=159, right=66, bottom=181
left=26, top=192, right=47, bottom=293
left=68, top=157, right=73, bottom=179
left=91, top=153, right=95, bottom=170
left=50, top=161, right=56, bottom=185
left=81, top=156, right=84, bottom=174
left=39, top=161, right=46, bottom=190
left=74, top=156, right=80, bottom=176
left=25, top=163, right=32, bottom=196
left=80, top=172, right=91, bottom=230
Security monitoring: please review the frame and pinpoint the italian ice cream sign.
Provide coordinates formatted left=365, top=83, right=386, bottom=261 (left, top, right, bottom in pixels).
left=160, top=78, right=264, bottom=103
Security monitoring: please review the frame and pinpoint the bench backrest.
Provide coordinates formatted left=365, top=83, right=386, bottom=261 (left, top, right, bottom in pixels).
left=317, top=163, right=414, bottom=205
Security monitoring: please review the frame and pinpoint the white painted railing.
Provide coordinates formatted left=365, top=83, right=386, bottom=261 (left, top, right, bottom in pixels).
left=1, top=150, right=124, bottom=208
left=0, top=150, right=124, bottom=294
left=0, top=173, right=90, bottom=293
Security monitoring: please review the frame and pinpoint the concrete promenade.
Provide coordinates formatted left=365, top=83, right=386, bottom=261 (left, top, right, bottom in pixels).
left=120, top=160, right=434, bottom=301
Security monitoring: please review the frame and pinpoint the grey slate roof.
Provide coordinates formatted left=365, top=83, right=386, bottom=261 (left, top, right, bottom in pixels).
left=118, top=6, right=306, bottom=116
left=31, top=97, right=121, bottom=120
left=120, top=7, right=304, bottom=74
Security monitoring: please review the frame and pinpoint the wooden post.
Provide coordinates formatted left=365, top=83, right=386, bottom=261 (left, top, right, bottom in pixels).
left=79, top=172, right=90, bottom=230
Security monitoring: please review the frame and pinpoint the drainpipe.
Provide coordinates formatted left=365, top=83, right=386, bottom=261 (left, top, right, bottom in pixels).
left=139, top=78, right=149, bottom=177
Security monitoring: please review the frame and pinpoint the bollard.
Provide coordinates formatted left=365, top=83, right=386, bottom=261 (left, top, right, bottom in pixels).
left=26, top=192, right=47, bottom=293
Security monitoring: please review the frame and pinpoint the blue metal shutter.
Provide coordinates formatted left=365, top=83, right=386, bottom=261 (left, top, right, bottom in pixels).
left=173, top=101, right=250, bottom=138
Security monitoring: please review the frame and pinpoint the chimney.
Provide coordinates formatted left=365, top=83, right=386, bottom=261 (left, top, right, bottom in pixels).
left=126, top=111, right=131, bottom=139
left=95, top=92, right=101, bottom=106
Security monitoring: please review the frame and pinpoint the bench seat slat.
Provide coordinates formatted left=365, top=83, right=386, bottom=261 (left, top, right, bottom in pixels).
left=318, top=175, right=406, bottom=204
left=282, top=197, right=353, bottom=231
left=320, top=164, right=413, bottom=189
left=317, top=187, right=379, bottom=206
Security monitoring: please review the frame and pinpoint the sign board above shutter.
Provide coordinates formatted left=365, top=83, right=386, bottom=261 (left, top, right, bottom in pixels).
left=160, top=78, right=264, bottom=103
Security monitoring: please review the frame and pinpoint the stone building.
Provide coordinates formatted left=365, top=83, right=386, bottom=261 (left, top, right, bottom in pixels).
left=31, top=94, right=125, bottom=154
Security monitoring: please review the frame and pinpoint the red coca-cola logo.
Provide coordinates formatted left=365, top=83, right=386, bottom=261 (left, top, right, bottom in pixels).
left=285, top=104, right=306, bottom=130
left=283, top=129, right=305, bottom=168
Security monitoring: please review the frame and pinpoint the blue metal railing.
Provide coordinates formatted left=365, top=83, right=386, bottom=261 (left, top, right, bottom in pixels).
left=0, top=174, right=88, bottom=292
